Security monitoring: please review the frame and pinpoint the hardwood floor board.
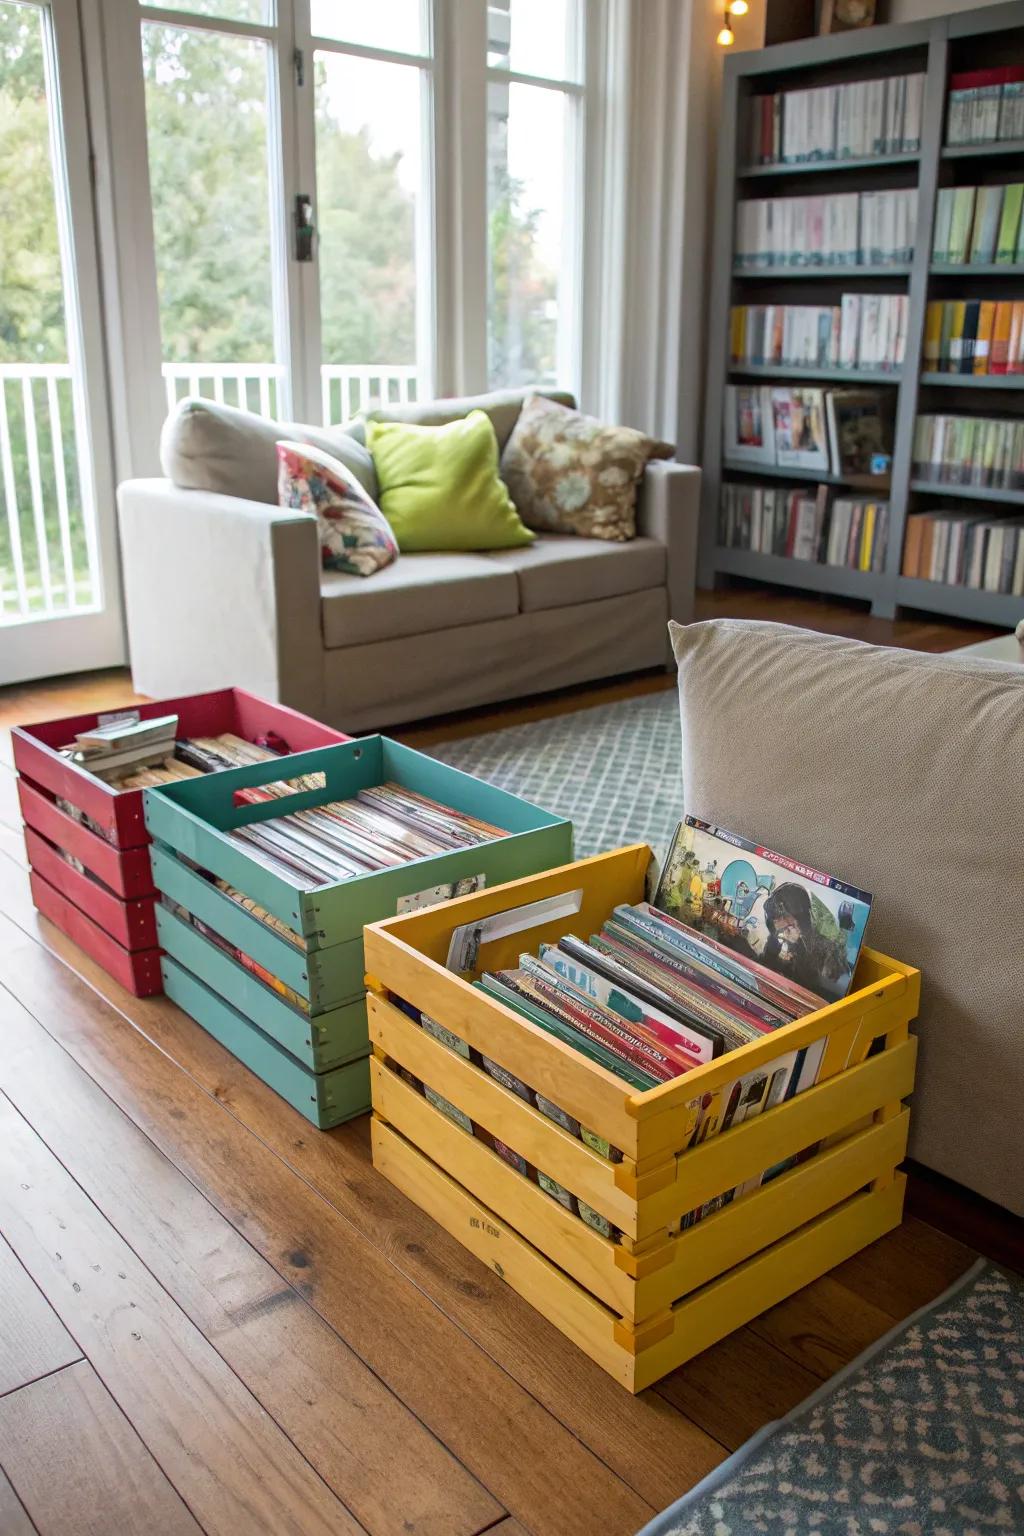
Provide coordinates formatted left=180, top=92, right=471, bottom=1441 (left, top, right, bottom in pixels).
left=0, top=852, right=724, bottom=1519
left=0, top=1466, right=36, bottom=1536
left=747, top=1273, right=898, bottom=1381
left=655, top=1328, right=821, bottom=1452
left=0, top=905, right=658, bottom=1536
left=828, top=1215, right=978, bottom=1319
left=0, top=765, right=21, bottom=836
left=0, top=982, right=501, bottom=1536
left=0, top=1096, right=364, bottom=1536
left=0, top=1234, right=81, bottom=1397
left=0, top=1360, right=203, bottom=1536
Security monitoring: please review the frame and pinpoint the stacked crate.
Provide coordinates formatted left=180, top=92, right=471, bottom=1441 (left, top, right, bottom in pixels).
left=364, top=845, right=920, bottom=1392
left=143, top=736, right=573, bottom=1128
left=12, top=689, right=347, bottom=996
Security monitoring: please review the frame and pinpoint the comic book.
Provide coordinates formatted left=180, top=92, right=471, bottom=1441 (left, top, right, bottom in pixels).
left=654, top=816, right=872, bottom=1003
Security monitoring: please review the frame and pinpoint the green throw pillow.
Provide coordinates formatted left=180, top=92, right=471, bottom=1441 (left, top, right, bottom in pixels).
left=366, top=410, right=535, bottom=552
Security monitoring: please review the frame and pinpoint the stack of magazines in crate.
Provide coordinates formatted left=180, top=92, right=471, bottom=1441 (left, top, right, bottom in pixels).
left=58, top=712, right=291, bottom=790
left=394, top=817, right=873, bottom=1237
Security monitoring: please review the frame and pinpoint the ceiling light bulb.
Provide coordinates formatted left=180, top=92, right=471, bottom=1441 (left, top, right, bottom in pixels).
left=729, top=0, right=749, bottom=15
left=717, top=21, right=735, bottom=43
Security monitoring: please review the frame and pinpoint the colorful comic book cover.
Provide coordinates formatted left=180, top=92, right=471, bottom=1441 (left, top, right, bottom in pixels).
left=654, top=816, right=872, bottom=1003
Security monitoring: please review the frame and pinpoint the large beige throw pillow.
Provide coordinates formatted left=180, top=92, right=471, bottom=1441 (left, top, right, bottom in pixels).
left=670, top=617, right=1024, bottom=1216
left=500, top=394, right=674, bottom=542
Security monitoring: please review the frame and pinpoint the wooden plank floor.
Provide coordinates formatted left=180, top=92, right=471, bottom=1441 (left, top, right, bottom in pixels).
left=0, top=589, right=1016, bottom=1536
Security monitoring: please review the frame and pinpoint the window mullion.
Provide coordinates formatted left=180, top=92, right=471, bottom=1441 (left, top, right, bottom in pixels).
left=434, top=0, right=487, bottom=396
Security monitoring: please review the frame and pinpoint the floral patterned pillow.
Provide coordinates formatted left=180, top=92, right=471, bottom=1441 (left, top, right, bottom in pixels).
left=276, top=440, right=398, bottom=577
left=499, top=394, right=674, bottom=542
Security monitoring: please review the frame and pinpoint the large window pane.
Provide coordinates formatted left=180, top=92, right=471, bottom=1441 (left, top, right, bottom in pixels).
left=0, top=1, right=96, bottom=617
left=487, top=0, right=577, bottom=82
left=487, top=80, right=572, bottom=390
left=315, top=52, right=424, bottom=421
left=143, top=23, right=283, bottom=415
left=310, top=1, right=424, bottom=55
left=141, top=1, right=271, bottom=22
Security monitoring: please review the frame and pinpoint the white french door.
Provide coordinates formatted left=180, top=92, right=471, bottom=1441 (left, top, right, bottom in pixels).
left=0, top=0, right=123, bottom=684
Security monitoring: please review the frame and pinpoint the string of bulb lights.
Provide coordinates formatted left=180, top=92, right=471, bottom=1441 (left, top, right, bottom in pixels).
left=717, top=0, right=748, bottom=46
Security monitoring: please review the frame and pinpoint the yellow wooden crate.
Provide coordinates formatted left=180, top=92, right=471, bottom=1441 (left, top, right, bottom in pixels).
left=364, top=845, right=919, bottom=1392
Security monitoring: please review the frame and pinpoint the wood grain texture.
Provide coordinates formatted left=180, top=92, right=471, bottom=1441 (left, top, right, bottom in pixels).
left=0, top=981, right=500, bottom=1536
left=0, top=1234, right=81, bottom=1396
left=0, top=1466, right=35, bottom=1536
left=748, top=1273, right=899, bottom=1380
left=0, top=897, right=658, bottom=1536
left=656, top=1329, right=821, bottom=1452
left=0, top=1097, right=364, bottom=1536
left=0, top=1360, right=202, bottom=1536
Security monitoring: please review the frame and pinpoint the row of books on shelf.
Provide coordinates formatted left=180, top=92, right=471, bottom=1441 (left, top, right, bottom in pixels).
left=924, top=298, right=1024, bottom=375
left=729, top=295, right=908, bottom=371
left=912, top=414, right=1024, bottom=489
left=735, top=191, right=917, bottom=270
left=719, top=482, right=888, bottom=571
left=725, top=384, right=893, bottom=476
left=397, top=818, right=873, bottom=1235
left=747, top=73, right=924, bottom=167
left=933, top=184, right=1024, bottom=266
left=903, top=510, right=1024, bottom=594
left=946, top=67, right=1024, bottom=146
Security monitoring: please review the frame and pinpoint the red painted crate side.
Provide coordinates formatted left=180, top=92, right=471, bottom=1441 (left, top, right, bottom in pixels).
left=24, top=828, right=159, bottom=952
left=12, top=688, right=349, bottom=851
left=29, top=869, right=163, bottom=996
left=18, top=780, right=156, bottom=897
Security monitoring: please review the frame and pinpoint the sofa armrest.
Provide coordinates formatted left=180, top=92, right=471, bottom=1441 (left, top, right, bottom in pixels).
left=117, top=479, right=324, bottom=717
left=635, top=461, right=701, bottom=638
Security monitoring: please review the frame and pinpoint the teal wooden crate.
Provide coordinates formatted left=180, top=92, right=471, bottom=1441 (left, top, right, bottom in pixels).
left=161, top=954, right=371, bottom=1129
left=143, top=737, right=573, bottom=945
left=150, top=843, right=363, bottom=1011
left=155, top=905, right=367, bottom=1073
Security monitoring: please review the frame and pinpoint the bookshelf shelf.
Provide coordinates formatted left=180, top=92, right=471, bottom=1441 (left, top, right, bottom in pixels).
left=929, top=263, right=1024, bottom=276
left=896, top=576, right=1024, bottom=625
left=919, top=372, right=1024, bottom=389
left=732, top=265, right=912, bottom=280
left=738, top=153, right=920, bottom=178
left=941, top=138, right=1024, bottom=160
left=909, top=478, right=1024, bottom=505
left=729, top=364, right=902, bottom=384
left=700, top=1, right=1024, bottom=628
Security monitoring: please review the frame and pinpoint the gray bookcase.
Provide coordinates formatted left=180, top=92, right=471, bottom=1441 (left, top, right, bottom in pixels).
left=699, top=1, right=1024, bottom=627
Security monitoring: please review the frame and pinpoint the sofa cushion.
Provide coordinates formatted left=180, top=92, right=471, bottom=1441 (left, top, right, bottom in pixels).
left=161, top=397, right=378, bottom=505
left=670, top=617, right=1024, bottom=1217
left=483, top=534, right=666, bottom=612
left=276, top=440, right=397, bottom=576
left=354, top=387, right=576, bottom=453
left=321, top=552, right=519, bottom=648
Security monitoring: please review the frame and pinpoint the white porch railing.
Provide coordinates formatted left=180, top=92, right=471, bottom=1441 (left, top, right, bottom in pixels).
left=162, top=362, right=419, bottom=426
left=0, top=363, right=98, bottom=623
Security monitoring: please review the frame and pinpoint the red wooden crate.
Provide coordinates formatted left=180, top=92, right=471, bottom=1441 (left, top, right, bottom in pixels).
left=14, top=688, right=349, bottom=996
left=29, top=868, right=164, bottom=997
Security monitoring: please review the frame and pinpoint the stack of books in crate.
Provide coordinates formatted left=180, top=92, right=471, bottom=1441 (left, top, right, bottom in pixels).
left=142, top=737, right=572, bottom=1127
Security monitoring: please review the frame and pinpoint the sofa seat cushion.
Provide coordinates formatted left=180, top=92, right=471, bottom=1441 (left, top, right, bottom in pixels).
left=483, top=534, right=666, bottom=613
left=321, top=552, right=519, bottom=648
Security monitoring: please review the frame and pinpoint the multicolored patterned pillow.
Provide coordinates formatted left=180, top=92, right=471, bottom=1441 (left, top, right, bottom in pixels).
left=499, top=393, right=675, bottom=542
left=276, top=439, right=398, bottom=577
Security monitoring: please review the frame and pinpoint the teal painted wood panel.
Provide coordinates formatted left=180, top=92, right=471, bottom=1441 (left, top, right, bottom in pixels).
left=150, top=844, right=365, bottom=1009
left=161, top=956, right=371, bottom=1128
left=144, top=737, right=573, bottom=943
left=155, top=906, right=368, bottom=1073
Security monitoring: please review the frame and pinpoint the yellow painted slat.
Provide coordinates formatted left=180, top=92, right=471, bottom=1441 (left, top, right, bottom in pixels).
left=370, top=1116, right=636, bottom=1389
left=629, top=1037, right=917, bottom=1238
left=371, top=1060, right=637, bottom=1314
left=368, top=994, right=638, bottom=1233
left=633, top=1177, right=906, bottom=1391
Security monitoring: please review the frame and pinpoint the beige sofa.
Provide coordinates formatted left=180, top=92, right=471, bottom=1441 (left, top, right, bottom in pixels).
left=117, top=389, right=700, bottom=732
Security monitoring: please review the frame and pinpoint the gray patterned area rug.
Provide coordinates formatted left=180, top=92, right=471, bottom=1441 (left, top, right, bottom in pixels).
left=429, top=689, right=682, bottom=860
left=638, top=1260, right=1024, bottom=1536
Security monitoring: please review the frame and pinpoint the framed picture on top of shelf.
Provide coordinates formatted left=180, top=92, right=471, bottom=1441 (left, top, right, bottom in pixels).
left=819, top=0, right=877, bottom=36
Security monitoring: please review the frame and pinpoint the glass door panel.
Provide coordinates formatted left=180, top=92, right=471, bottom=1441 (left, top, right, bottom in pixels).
left=141, top=17, right=288, bottom=417
left=0, top=0, right=121, bottom=678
